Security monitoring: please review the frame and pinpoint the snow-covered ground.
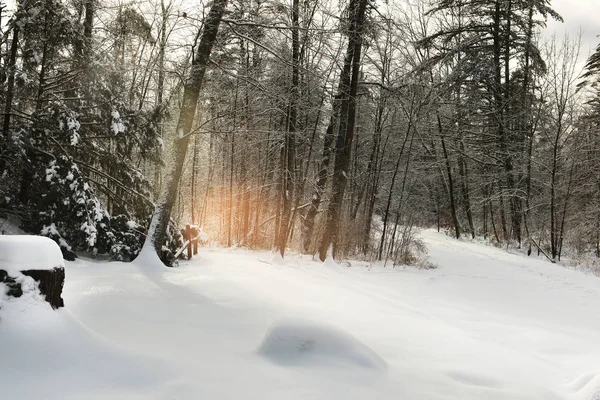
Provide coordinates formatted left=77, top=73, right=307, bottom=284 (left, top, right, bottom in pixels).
left=2, top=229, right=600, bottom=400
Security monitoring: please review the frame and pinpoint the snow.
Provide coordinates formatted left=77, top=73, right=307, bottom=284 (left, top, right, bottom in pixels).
left=2, top=229, right=600, bottom=399
left=126, top=220, right=138, bottom=230
left=0, top=235, right=64, bottom=273
left=258, top=319, right=387, bottom=370
left=0, top=280, right=166, bottom=399
left=189, top=225, right=208, bottom=242
left=110, top=110, right=125, bottom=134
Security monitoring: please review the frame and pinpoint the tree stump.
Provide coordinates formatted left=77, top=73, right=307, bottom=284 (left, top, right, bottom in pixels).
left=0, top=235, right=66, bottom=309
left=0, top=267, right=65, bottom=309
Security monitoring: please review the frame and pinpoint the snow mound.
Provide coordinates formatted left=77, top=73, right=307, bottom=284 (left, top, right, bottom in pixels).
left=271, top=251, right=285, bottom=265
left=570, top=371, right=600, bottom=400
left=134, top=242, right=168, bottom=272
left=0, top=235, right=64, bottom=273
left=0, top=285, right=168, bottom=398
left=323, top=254, right=338, bottom=267
left=258, top=319, right=387, bottom=370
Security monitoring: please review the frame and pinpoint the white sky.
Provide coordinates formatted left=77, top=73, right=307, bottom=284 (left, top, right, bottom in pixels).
left=546, top=0, right=599, bottom=55
left=2, top=0, right=599, bottom=66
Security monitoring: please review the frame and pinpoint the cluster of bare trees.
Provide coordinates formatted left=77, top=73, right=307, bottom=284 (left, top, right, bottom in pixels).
left=2, top=0, right=600, bottom=265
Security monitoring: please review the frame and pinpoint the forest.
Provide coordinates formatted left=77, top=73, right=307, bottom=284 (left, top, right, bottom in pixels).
left=1, top=0, right=600, bottom=267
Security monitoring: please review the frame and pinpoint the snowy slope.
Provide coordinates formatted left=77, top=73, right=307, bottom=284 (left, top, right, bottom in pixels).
left=2, top=229, right=600, bottom=400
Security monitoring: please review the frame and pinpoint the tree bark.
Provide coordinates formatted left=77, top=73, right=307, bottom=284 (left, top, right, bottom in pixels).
left=302, top=110, right=336, bottom=253
left=143, top=0, right=228, bottom=263
left=318, top=0, right=368, bottom=261
left=277, top=0, right=300, bottom=257
left=438, top=115, right=461, bottom=239
left=0, top=267, right=65, bottom=309
left=1, top=14, right=20, bottom=144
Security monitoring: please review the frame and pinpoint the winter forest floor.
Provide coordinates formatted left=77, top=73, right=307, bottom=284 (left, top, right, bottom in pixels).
left=2, top=229, right=600, bottom=400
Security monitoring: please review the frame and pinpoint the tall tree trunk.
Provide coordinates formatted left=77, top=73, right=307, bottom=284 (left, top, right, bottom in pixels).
left=521, top=4, right=534, bottom=240
left=228, top=128, right=235, bottom=247
left=277, top=0, right=300, bottom=257
left=360, top=96, right=384, bottom=252
left=498, top=182, right=508, bottom=240
left=1, top=12, right=20, bottom=146
left=493, top=0, right=508, bottom=243
left=549, top=117, right=562, bottom=260
left=378, top=119, right=412, bottom=260
left=318, top=0, right=368, bottom=261
left=457, top=138, right=474, bottom=238
left=386, top=127, right=415, bottom=259
left=453, top=0, right=473, bottom=239
left=154, top=0, right=170, bottom=198
left=302, top=110, right=336, bottom=253
left=494, top=0, right=520, bottom=245
left=82, top=0, right=94, bottom=62
left=454, top=83, right=474, bottom=238
left=557, top=158, right=575, bottom=261
left=142, top=0, right=227, bottom=262
left=438, top=115, right=460, bottom=239
left=191, top=135, right=198, bottom=224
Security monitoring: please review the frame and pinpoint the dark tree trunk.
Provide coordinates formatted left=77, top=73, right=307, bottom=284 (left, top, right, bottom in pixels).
left=1, top=15, right=20, bottom=170
left=318, top=0, right=368, bottom=261
left=378, top=121, right=412, bottom=260
left=492, top=1, right=504, bottom=243
left=457, top=143, right=474, bottom=239
left=229, top=128, right=235, bottom=247
left=521, top=5, right=535, bottom=240
left=191, top=135, right=198, bottom=224
left=302, top=111, right=336, bottom=253
left=143, top=0, right=228, bottom=263
left=277, top=0, right=300, bottom=257
left=438, top=116, right=460, bottom=239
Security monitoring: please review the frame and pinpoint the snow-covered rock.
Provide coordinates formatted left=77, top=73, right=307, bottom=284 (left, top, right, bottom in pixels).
left=258, top=319, right=387, bottom=370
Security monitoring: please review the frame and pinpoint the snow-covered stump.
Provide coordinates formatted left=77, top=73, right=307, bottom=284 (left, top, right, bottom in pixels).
left=0, top=236, right=65, bottom=310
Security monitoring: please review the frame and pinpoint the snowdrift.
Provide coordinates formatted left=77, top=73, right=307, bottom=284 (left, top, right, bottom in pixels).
left=0, top=275, right=170, bottom=400
left=0, top=236, right=169, bottom=399
left=258, top=319, right=387, bottom=370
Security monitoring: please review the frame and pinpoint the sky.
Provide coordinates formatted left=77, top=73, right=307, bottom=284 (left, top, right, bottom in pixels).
left=1, top=0, right=599, bottom=66
left=546, top=0, right=599, bottom=56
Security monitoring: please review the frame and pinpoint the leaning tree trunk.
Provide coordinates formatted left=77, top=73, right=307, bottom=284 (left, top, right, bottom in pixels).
left=142, top=0, right=228, bottom=263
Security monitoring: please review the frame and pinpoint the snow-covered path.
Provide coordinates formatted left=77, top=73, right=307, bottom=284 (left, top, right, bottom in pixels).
left=2, top=229, right=600, bottom=399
